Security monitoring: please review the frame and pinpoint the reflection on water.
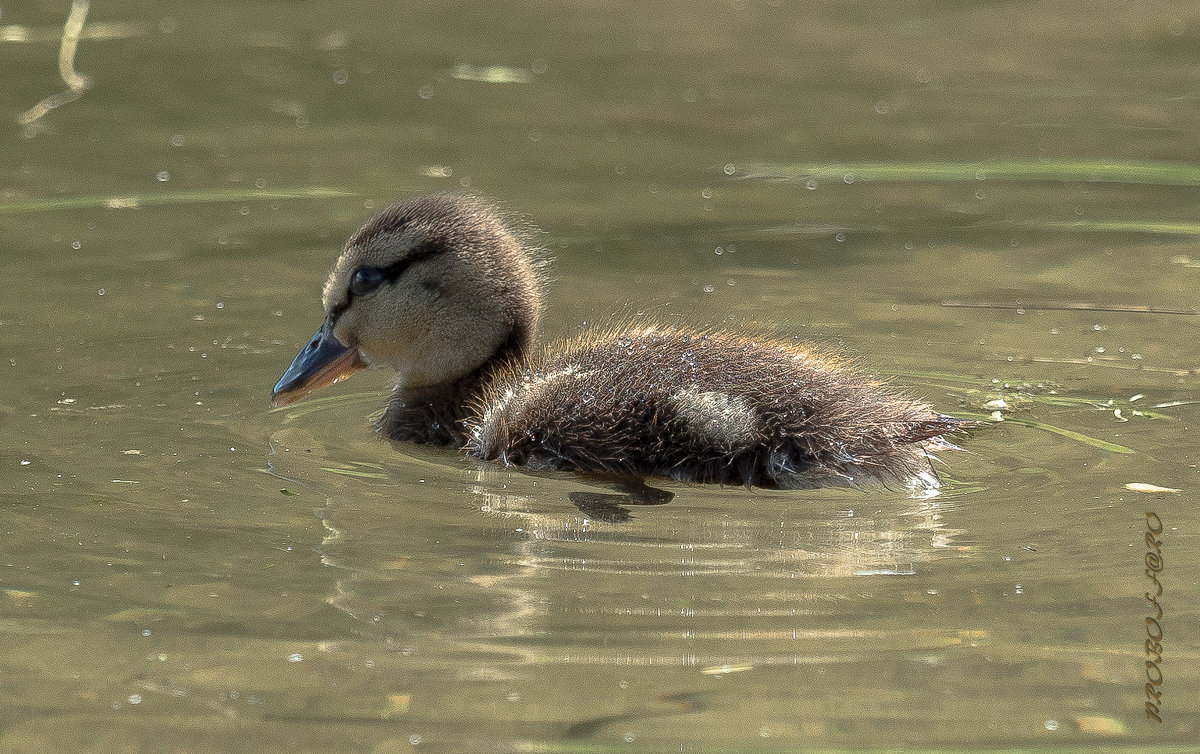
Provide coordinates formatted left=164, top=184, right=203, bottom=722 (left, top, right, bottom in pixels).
left=289, top=437, right=984, bottom=746
left=469, top=472, right=967, bottom=581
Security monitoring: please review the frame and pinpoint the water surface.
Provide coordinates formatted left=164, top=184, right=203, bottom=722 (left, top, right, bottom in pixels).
left=2, top=1, right=1197, bottom=751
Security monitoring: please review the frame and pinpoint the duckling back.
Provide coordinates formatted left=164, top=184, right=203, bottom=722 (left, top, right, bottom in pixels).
left=468, top=327, right=961, bottom=490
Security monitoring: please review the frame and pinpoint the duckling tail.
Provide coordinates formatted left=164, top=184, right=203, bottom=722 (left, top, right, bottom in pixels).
left=900, top=414, right=976, bottom=446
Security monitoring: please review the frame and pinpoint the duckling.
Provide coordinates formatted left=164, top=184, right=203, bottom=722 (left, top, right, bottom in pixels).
left=272, top=194, right=965, bottom=496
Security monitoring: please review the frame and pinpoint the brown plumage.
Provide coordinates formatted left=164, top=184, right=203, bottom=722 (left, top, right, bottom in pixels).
left=272, top=193, right=966, bottom=495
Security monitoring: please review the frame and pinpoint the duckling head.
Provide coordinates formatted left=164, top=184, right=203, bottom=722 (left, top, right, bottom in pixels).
left=271, top=194, right=541, bottom=407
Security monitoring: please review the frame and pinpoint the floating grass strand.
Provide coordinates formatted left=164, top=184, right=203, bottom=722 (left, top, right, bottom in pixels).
left=1000, top=219, right=1200, bottom=236
left=320, top=467, right=388, bottom=479
left=942, top=300, right=1196, bottom=316
left=736, top=159, right=1200, bottom=187
left=981, top=416, right=1136, bottom=454
left=508, top=742, right=1200, bottom=754
left=898, top=372, right=1176, bottom=454
left=1152, top=399, right=1200, bottom=409
left=0, top=187, right=353, bottom=214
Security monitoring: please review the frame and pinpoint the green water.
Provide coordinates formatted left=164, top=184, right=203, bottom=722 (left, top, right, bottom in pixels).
left=2, top=1, right=1197, bottom=751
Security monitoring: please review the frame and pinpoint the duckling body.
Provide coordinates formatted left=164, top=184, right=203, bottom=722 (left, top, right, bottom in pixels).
left=272, top=194, right=964, bottom=492
left=471, top=327, right=957, bottom=489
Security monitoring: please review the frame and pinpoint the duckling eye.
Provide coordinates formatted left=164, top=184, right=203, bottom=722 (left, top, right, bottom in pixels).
left=349, top=267, right=386, bottom=296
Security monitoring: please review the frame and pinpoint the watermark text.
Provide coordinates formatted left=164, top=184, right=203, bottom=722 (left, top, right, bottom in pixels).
left=1142, top=511, right=1164, bottom=723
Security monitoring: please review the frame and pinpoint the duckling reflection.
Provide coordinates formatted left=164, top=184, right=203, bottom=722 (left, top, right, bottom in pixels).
left=272, top=194, right=966, bottom=508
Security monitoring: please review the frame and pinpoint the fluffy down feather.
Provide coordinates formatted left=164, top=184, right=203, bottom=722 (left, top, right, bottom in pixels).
left=468, top=326, right=962, bottom=489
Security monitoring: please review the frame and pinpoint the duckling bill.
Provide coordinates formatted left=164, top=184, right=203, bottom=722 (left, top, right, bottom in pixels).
left=272, top=194, right=966, bottom=492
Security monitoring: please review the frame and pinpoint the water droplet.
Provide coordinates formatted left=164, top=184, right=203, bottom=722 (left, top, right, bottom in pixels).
left=288, top=653, right=303, bottom=663
left=417, top=85, right=434, bottom=100
left=128, top=694, right=142, bottom=704
left=805, top=177, right=818, bottom=190
left=155, top=170, right=170, bottom=182
left=141, top=629, right=151, bottom=637
left=1044, top=720, right=1058, bottom=731
left=71, top=240, right=81, bottom=249
left=702, top=285, right=715, bottom=293
left=332, top=69, right=348, bottom=84
left=723, top=163, right=736, bottom=175
left=834, top=233, right=845, bottom=242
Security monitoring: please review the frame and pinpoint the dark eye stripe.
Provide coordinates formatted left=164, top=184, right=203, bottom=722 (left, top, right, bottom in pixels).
left=379, top=243, right=443, bottom=283
left=331, top=242, right=446, bottom=326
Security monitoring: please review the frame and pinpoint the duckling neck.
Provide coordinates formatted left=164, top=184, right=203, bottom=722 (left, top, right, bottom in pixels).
left=378, top=331, right=527, bottom=446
